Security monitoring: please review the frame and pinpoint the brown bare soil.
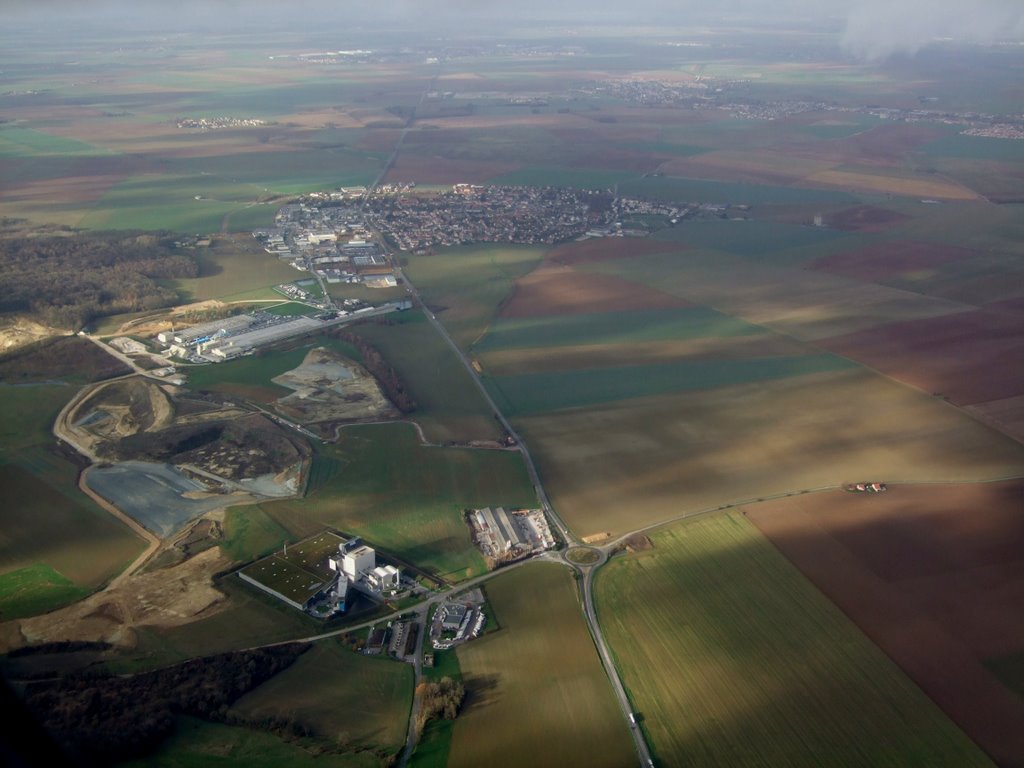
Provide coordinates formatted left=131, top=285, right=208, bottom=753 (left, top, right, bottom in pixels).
left=744, top=481, right=1024, bottom=767
left=657, top=150, right=831, bottom=186
left=967, top=395, right=1024, bottom=444
left=621, top=534, right=653, bottom=553
left=0, top=319, right=68, bottom=353
left=5, top=546, right=231, bottom=651
left=819, top=307, right=1024, bottom=405
left=790, top=123, right=946, bottom=168
left=546, top=236, right=682, bottom=266
left=805, top=168, right=978, bottom=200
left=383, top=153, right=519, bottom=184
left=271, top=346, right=396, bottom=427
left=500, top=264, right=690, bottom=318
left=809, top=240, right=977, bottom=281
left=823, top=205, right=912, bottom=232
left=479, top=334, right=810, bottom=376
left=516, top=368, right=1024, bottom=540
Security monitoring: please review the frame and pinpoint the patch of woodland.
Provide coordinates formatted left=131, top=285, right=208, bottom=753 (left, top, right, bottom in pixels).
left=21, top=643, right=310, bottom=765
left=331, top=329, right=417, bottom=413
left=0, top=231, right=198, bottom=329
left=0, top=335, right=131, bottom=383
left=415, top=676, right=466, bottom=735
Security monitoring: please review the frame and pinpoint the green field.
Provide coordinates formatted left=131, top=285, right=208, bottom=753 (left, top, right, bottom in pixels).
left=0, top=126, right=115, bottom=157
left=0, top=562, right=90, bottom=621
left=402, top=243, right=545, bottom=349
left=259, top=423, right=536, bottom=581
left=477, top=306, right=766, bottom=352
left=117, top=578, right=322, bottom=670
left=485, top=353, right=853, bottom=416
left=0, top=386, right=144, bottom=613
left=232, top=641, right=412, bottom=756
left=121, top=716, right=381, bottom=768
left=173, top=244, right=301, bottom=302
left=446, top=563, right=635, bottom=768
left=221, top=505, right=291, bottom=563
left=183, top=339, right=341, bottom=400
left=652, top=217, right=849, bottom=258
left=350, top=312, right=505, bottom=443
left=595, top=512, right=992, bottom=767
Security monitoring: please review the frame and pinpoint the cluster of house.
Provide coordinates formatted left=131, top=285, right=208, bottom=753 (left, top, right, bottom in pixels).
left=363, top=185, right=610, bottom=251
left=175, top=116, right=267, bottom=130
left=582, top=77, right=1024, bottom=135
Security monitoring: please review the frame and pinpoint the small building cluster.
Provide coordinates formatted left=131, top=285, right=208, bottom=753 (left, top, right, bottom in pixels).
left=466, top=506, right=556, bottom=566
left=429, top=591, right=487, bottom=650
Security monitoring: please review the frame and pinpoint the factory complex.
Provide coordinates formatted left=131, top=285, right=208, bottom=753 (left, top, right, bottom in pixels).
left=156, top=302, right=407, bottom=363
left=238, top=531, right=402, bottom=618
left=466, top=506, right=556, bottom=566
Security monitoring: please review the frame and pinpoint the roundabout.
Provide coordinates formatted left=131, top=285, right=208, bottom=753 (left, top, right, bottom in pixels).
left=564, top=546, right=605, bottom=567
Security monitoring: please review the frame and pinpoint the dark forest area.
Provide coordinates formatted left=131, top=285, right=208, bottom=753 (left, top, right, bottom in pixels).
left=0, top=232, right=198, bottom=329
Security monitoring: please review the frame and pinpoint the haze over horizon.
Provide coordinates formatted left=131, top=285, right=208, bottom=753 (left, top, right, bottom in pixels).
left=6, top=0, right=1024, bottom=61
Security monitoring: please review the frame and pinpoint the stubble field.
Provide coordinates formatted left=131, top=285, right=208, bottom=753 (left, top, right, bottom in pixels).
left=514, top=369, right=1024, bottom=539
left=447, top=563, right=635, bottom=768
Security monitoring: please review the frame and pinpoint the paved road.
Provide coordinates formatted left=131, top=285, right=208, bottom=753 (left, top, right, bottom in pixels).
left=581, top=565, right=654, bottom=767
left=396, top=265, right=576, bottom=547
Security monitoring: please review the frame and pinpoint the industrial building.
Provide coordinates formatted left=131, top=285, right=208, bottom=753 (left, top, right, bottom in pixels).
left=239, top=531, right=349, bottom=615
left=467, top=506, right=556, bottom=564
left=203, top=316, right=321, bottom=360
left=157, top=314, right=257, bottom=346
left=368, top=565, right=401, bottom=593
left=238, top=532, right=400, bottom=618
left=341, top=544, right=376, bottom=579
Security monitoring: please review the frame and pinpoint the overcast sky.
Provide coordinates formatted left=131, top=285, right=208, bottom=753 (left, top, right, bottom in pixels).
left=6, top=0, right=1024, bottom=61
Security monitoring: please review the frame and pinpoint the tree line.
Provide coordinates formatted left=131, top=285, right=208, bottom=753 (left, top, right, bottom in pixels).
left=22, top=643, right=309, bottom=765
left=0, top=231, right=198, bottom=329
left=332, top=329, right=418, bottom=413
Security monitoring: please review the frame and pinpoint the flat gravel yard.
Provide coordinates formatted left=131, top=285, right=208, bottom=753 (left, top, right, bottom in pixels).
left=86, top=461, right=237, bottom=538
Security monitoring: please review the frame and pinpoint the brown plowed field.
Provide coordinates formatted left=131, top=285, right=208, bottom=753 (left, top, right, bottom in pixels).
left=479, top=334, right=810, bottom=376
left=810, top=240, right=978, bottom=281
left=744, top=481, right=1024, bottom=767
left=546, top=236, right=682, bottom=266
left=967, top=395, right=1024, bottom=444
left=383, top=153, right=519, bottom=184
left=820, top=308, right=1024, bottom=405
left=806, top=168, right=978, bottom=199
left=824, top=205, right=912, bottom=232
left=499, top=264, right=690, bottom=318
left=790, top=123, right=945, bottom=167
